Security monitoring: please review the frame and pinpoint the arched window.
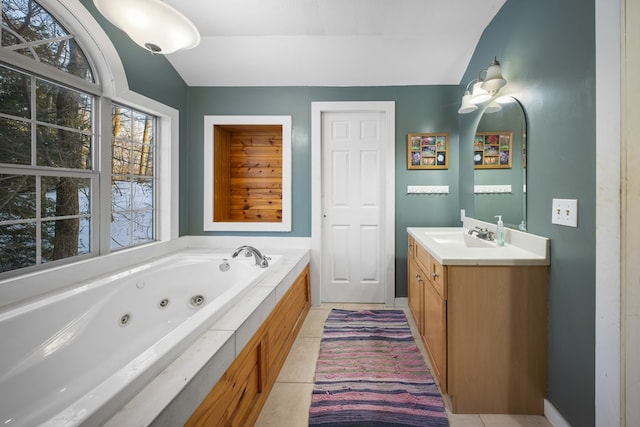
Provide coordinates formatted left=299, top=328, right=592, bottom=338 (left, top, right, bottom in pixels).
left=0, top=0, right=157, bottom=276
left=2, top=0, right=94, bottom=81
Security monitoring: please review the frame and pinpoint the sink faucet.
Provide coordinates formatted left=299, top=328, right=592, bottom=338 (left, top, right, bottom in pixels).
left=468, top=227, right=495, bottom=241
left=232, top=245, right=270, bottom=268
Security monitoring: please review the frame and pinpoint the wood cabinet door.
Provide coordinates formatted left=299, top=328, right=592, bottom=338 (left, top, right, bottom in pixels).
left=424, top=277, right=447, bottom=392
left=408, top=257, right=424, bottom=335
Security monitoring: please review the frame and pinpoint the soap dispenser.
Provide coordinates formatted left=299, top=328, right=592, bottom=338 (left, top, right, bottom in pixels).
left=495, top=215, right=505, bottom=246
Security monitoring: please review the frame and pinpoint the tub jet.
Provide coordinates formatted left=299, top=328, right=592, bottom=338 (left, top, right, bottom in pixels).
left=119, top=313, right=132, bottom=326
left=190, top=295, right=205, bottom=307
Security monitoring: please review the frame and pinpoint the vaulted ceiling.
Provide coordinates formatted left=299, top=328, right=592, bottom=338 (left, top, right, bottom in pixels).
left=161, top=0, right=506, bottom=87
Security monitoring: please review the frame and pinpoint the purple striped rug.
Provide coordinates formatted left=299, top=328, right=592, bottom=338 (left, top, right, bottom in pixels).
left=309, top=309, right=448, bottom=427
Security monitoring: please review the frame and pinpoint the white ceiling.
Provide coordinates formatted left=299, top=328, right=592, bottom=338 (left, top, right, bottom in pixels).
left=162, top=0, right=506, bottom=87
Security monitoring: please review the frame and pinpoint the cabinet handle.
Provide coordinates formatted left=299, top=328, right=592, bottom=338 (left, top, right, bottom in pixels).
left=415, top=274, right=422, bottom=283
left=433, top=272, right=439, bottom=279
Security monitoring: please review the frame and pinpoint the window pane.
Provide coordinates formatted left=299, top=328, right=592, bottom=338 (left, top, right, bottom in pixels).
left=112, top=105, right=132, bottom=140
left=112, top=144, right=131, bottom=175
left=37, top=125, right=91, bottom=169
left=132, top=143, right=153, bottom=176
left=41, top=176, right=90, bottom=217
left=112, top=178, right=132, bottom=211
left=0, top=174, right=36, bottom=221
left=36, top=80, right=92, bottom=131
left=0, top=223, right=36, bottom=272
left=0, top=65, right=31, bottom=118
left=132, top=111, right=152, bottom=144
left=41, top=217, right=90, bottom=262
left=111, top=212, right=132, bottom=250
left=1, top=0, right=94, bottom=82
left=0, top=117, right=31, bottom=165
left=133, top=211, right=153, bottom=245
left=132, top=179, right=153, bottom=211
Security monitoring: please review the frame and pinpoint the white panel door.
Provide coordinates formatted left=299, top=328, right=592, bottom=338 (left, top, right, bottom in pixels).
left=321, top=111, right=385, bottom=302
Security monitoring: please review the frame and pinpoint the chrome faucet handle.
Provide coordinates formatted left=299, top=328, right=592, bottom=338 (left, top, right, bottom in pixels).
left=219, top=258, right=231, bottom=272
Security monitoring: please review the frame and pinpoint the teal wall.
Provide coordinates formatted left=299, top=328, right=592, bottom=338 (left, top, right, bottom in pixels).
left=187, top=86, right=459, bottom=296
left=458, top=1, right=596, bottom=425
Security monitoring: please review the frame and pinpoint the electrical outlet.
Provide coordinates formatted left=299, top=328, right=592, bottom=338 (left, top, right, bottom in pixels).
left=552, top=198, right=578, bottom=227
left=460, top=209, right=465, bottom=222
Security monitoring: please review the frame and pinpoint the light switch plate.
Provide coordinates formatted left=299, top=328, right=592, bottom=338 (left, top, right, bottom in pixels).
left=552, top=198, right=578, bottom=227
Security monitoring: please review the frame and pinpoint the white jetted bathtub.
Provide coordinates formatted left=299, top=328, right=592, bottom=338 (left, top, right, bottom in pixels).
left=0, top=250, right=283, bottom=427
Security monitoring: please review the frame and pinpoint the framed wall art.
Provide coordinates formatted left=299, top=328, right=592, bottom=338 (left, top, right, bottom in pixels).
left=473, top=131, right=512, bottom=169
left=407, top=133, right=448, bottom=170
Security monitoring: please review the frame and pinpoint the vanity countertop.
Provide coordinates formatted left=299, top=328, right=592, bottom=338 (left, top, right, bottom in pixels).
left=408, top=219, right=550, bottom=266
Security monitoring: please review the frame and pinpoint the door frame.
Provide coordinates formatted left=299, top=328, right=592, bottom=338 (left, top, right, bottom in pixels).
left=310, top=101, right=396, bottom=307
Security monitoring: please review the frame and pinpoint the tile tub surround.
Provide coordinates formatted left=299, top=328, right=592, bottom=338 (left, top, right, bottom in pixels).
left=105, top=248, right=310, bottom=426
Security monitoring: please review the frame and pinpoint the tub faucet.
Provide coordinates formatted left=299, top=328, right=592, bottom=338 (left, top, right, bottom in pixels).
left=232, top=245, right=270, bottom=268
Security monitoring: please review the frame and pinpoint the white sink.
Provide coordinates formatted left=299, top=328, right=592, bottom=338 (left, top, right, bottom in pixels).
left=408, top=221, right=550, bottom=266
left=428, top=232, right=495, bottom=248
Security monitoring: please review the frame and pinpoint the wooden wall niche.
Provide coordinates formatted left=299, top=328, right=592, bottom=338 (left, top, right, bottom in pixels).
left=204, top=116, right=292, bottom=231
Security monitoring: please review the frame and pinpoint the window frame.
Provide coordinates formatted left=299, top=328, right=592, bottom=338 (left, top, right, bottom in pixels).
left=109, top=103, right=158, bottom=251
left=0, top=0, right=179, bottom=307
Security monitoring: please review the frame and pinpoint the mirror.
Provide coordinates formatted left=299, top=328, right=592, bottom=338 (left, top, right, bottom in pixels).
left=473, top=96, right=527, bottom=230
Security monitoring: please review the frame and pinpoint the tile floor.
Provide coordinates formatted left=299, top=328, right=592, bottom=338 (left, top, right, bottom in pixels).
left=255, top=304, right=553, bottom=427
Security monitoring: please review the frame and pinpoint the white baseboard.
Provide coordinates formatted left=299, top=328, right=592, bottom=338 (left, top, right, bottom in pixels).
left=545, top=399, right=571, bottom=427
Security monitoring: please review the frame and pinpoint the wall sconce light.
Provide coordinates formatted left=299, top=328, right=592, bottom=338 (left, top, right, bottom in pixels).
left=484, top=100, right=502, bottom=114
left=458, top=81, right=479, bottom=114
left=481, top=57, right=507, bottom=92
left=470, top=80, right=492, bottom=104
left=94, top=0, right=201, bottom=54
left=458, top=57, right=508, bottom=114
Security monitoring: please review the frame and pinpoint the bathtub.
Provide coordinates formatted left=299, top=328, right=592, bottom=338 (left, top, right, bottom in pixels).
left=0, top=250, right=283, bottom=427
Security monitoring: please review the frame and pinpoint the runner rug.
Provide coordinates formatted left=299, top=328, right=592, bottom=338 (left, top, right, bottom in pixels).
left=309, top=309, right=449, bottom=427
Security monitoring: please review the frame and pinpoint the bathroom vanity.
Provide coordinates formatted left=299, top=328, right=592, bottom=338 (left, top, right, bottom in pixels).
left=407, top=219, right=550, bottom=414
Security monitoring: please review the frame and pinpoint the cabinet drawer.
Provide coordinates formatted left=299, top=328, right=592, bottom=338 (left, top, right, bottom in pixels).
left=431, top=258, right=447, bottom=299
left=415, top=242, right=431, bottom=277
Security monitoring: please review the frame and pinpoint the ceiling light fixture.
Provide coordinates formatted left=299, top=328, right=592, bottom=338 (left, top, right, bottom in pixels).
left=458, top=57, right=508, bottom=114
left=93, top=0, right=201, bottom=54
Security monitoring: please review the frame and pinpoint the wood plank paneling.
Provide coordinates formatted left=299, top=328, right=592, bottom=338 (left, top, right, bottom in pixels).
left=213, top=124, right=283, bottom=223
